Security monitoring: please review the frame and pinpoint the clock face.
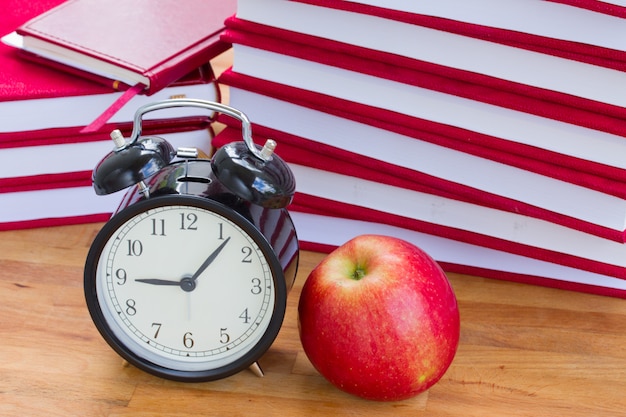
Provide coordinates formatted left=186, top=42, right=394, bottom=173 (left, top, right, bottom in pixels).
left=84, top=195, right=287, bottom=381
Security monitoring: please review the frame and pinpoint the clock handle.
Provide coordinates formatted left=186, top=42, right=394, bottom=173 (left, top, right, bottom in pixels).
left=123, top=98, right=271, bottom=162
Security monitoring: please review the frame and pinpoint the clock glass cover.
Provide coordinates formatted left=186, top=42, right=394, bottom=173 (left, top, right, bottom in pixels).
left=85, top=196, right=286, bottom=380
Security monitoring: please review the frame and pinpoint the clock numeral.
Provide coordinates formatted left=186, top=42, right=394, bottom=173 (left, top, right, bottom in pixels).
left=125, top=299, right=137, bottom=316
left=126, top=239, right=143, bottom=256
left=218, top=222, right=224, bottom=240
left=220, top=328, right=230, bottom=344
left=183, top=332, right=194, bottom=348
left=152, top=323, right=162, bottom=339
left=180, top=213, right=198, bottom=231
left=115, top=268, right=127, bottom=285
left=239, top=308, right=251, bottom=324
left=251, top=278, right=262, bottom=295
left=241, top=246, right=253, bottom=263
left=151, top=218, right=166, bottom=236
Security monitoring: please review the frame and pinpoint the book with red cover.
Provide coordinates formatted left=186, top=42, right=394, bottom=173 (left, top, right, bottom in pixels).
left=212, top=117, right=626, bottom=243
left=0, top=66, right=219, bottom=141
left=222, top=17, right=626, bottom=138
left=2, top=0, right=235, bottom=94
left=233, top=1, right=626, bottom=114
left=0, top=126, right=214, bottom=230
left=217, top=79, right=626, bottom=244
left=0, top=121, right=215, bottom=193
left=0, top=0, right=222, bottom=138
left=545, top=0, right=626, bottom=18
left=293, top=0, right=626, bottom=71
left=289, top=208, right=626, bottom=299
left=213, top=126, right=626, bottom=282
left=296, top=189, right=626, bottom=283
left=219, top=67, right=626, bottom=195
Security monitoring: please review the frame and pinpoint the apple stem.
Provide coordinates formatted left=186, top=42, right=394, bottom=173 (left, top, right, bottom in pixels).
left=351, top=267, right=366, bottom=281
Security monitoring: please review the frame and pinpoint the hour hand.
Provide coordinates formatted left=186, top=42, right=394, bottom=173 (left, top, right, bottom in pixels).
left=135, top=278, right=182, bottom=286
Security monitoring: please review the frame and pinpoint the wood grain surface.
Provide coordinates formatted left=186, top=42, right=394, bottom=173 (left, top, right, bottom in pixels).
left=1, top=222, right=625, bottom=416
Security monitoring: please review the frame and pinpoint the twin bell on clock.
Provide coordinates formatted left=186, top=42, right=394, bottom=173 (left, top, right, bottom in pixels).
left=83, top=98, right=300, bottom=382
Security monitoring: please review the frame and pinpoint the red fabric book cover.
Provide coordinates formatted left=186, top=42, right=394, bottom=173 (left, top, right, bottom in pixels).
left=0, top=212, right=112, bottom=232
left=0, top=0, right=219, bottom=136
left=545, top=0, right=626, bottom=18
left=222, top=18, right=626, bottom=138
left=1, top=0, right=121, bottom=99
left=213, top=123, right=626, bottom=243
left=0, top=183, right=115, bottom=231
left=0, top=116, right=211, bottom=149
left=0, top=118, right=213, bottom=194
left=0, top=122, right=216, bottom=230
left=294, top=0, right=626, bottom=71
left=291, top=206, right=626, bottom=300
left=290, top=192, right=626, bottom=282
left=6, top=0, right=235, bottom=95
left=219, top=69, right=626, bottom=200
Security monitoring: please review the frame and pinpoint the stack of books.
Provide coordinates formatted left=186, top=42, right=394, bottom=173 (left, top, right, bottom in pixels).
left=213, top=0, right=626, bottom=297
left=1, top=0, right=235, bottom=230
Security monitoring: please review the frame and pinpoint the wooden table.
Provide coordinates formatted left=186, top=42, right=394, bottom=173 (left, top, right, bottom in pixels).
left=1, top=222, right=625, bottom=416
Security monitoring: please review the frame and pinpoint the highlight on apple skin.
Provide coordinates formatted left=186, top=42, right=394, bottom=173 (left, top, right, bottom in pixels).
left=297, top=234, right=460, bottom=401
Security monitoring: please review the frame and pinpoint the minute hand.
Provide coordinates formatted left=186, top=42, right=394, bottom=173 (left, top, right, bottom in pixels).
left=190, top=236, right=231, bottom=282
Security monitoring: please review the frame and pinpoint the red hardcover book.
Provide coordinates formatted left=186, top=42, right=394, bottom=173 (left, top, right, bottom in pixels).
left=545, top=0, right=626, bottom=18
left=294, top=0, right=626, bottom=71
left=216, top=82, right=626, bottom=243
left=0, top=125, right=215, bottom=230
left=212, top=126, right=626, bottom=281
left=0, top=0, right=221, bottom=138
left=0, top=120, right=215, bottom=192
left=2, top=0, right=236, bottom=95
left=292, top=190, right=626, bottom=282
left=222, top=18, right=626, bottom=138
left=212, top=120, right=626, bottom=243
left=289, top=207, right=626, bottom=299
left=218, top=66, right=626, bottom=196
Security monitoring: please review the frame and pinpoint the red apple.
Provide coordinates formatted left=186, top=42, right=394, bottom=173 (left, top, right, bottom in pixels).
left=298, top=234, right=460, bottom=401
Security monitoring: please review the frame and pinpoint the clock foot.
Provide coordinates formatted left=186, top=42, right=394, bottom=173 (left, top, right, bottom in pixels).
left=121, top=359, right=130, bottom=368
left=249, top=361, right=264, bottom=378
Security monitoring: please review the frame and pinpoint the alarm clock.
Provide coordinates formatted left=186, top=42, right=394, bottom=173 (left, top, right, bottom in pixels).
left=83, top=99, right=299, bottom=382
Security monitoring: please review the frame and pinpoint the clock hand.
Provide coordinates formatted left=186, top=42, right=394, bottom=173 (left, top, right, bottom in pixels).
left=134, top=237, right=231, bottom=292
left=190, top=237, right=231, bottom=282
left=135, top=277, right=197, bottom=292
left=135, top=278, right=182, bottom=286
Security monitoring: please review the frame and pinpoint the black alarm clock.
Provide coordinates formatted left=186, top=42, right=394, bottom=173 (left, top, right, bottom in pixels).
left=83, top=99, right=299, bottom=382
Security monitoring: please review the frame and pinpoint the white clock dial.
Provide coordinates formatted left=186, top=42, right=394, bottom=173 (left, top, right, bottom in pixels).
left=86, top=197, right=285, bottom=378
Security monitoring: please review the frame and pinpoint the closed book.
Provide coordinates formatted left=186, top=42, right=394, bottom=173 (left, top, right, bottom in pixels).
left=220, top=33, right=626, bottom=187
left=289, top=211, right=626, bottom=299
left=293, top=0, right=626, bottom=71
left=0, top=0, right=220, bottom=137
left=0, top=66, right=219, bottom=140
left=213, top=126, right=626, bottom=280
left=216, top=86, right=626, bottom=242
left=0, top=123, right=214, bottom=193
left=223, top=17, right=626, bottom=138
left=232, top=1, right=626, bottom=128
left=0, top=184, right=121, bottom=231
left=213, top=119, right=626, bottom=243
left=2, top=0, right=235, bottom=94
left=545, top=0, right=626, bottom=18
left=0, top=127, right=214, bottom=230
